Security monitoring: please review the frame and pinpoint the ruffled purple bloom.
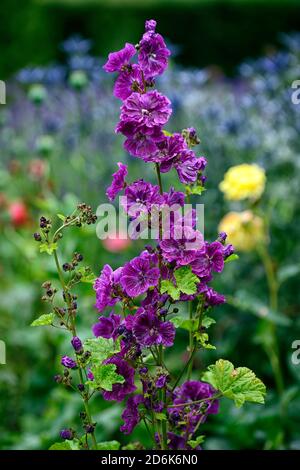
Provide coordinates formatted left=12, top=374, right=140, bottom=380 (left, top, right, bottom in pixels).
left=117, top=121, right=164, bottom=159
left=106, top=162, right=128, bottom=201
left=120, top=251, right=160, bottom=297
left=138, top=23, right=170, bottom=79
left=160, top=226, right=204, bottom=265
left=204, top=287, right=226, bottom=306
left=114, top=64, right=144, bottom=100
left=102, top=356, right=136, bottom=402
left=92, top=313, right=121, bottom=340
left=223, top=243, right=235, bottom=259
left=190, top=241, right=224, bottom=278
left=103, top=43, right=136, bottom=73
left=119, top=91, right=171, bottom=130
left=133, top=310, right=175, bottom=347
left=120, top=394, right=144, bottom=434
left=163, top=188, right=185, bottom=207
left=157, top=133, right=206, bottom=184
left=122, top=179, right=163, bottom=215
left=94, top=265, right=123, bottom=312
left=61, top=355, right=77, bottom=369
left=176, top=153, right=207, bottom=184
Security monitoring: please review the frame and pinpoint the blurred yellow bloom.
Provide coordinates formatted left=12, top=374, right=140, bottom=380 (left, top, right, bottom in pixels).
left=219, top=211, right=266, bottom=252
left=219, top=164, right=266, bottom=200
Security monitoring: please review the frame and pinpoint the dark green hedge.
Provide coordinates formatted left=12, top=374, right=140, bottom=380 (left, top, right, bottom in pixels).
left=1, top=0, right=300, bottom=77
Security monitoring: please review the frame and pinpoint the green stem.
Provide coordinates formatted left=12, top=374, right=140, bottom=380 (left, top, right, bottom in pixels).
left=172, top=348, right=196, bottom=392
left=257, top=244, right=284, bottom=399
left=187, top=301, right=194, bottom=379
left=53, top=249, right=97, bottom=450
left=155, top=163, right=168, bottom=450
left=168, top=393, right=221, bottom=408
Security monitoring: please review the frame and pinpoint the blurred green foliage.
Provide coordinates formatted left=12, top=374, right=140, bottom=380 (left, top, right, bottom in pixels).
left=1, top=0, right=300, bottom=77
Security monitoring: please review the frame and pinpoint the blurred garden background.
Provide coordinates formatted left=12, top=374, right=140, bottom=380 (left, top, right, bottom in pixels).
left=1, top=0, right=300, bottom=450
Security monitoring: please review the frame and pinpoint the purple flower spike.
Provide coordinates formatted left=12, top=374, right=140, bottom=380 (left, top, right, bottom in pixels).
left=61, top=355, right=77, bottom=369
left=103, top=43, right=136, bottom=73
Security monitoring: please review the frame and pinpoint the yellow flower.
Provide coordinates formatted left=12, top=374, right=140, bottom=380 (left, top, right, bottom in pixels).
left=219, top=211, right=266, bottom=252
left=219, top=164, right=266, bottom=200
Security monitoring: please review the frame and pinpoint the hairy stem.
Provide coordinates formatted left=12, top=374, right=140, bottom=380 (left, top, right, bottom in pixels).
left=53, top=249, right=98, bottom=450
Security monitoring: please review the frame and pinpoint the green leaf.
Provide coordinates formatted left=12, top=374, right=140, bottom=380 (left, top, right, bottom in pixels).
left=162, top=130, right=173, bottom=137
left=202, top=315, right=216, bottom=328
left=161, top=266, right=199, bottom=301
left=155, top=412, right=167, bottom=421
left=57, top=213, right=66, bottom=221
left=31, top=312, right=55, bottom=327
left=86, top=363, right=124, bottom=391
left=187, top=435, right=205, bottom=449
left=170, top=316, right=196, bottom=332
left=186, top=184, right=206, bottom=196
left=174, top=266, right=200, bottom=295
left=97, top=441, right=120, bottom=450
left=194, top=331, right=216, bottom=349
left=224, top=253, right=239, bottom=263
left=161, top=280, right=180, bottom=300
left=39, top=242, right=58, bottom=255
left=84, top=337, right=121, bottom=364
left=202, top=359, right=266, bottom=408
left=77, top=267, right=96, bottom=284
left=49, top=440, right=80, bottom=450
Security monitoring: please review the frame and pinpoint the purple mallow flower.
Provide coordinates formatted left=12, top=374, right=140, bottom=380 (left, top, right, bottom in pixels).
left=160, top=226, right=204, bottom=265
left=114, top=64, right=144, bottom=101
left=120, top=251, right=160, bottom=297
left=61, top=355, right=77, bottom=369
left=103, top=43, right=136, bottom=73
left=123, top=179, right=163, bottom=214
left=71, top=336, right=83, bottom=353
left=106, top=162, right=128, bottom=201
left=103, top=356, right=136, bottom=402
left=190, top=241, right=224, bottom=278
left=204, top=287, right=225, bottom=306
left=138, top=22, right=170, bottom=79
left=92, top=312, right=121, bottom=340
left=120, top=394, right=144, bottom=434
left=117, top=121, right=164, bottom=159
left=94, top=264, right=123, bottom=312
left=133, top=309, right=175, bottom=347
left=119, top=91, right=171, bottom=130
